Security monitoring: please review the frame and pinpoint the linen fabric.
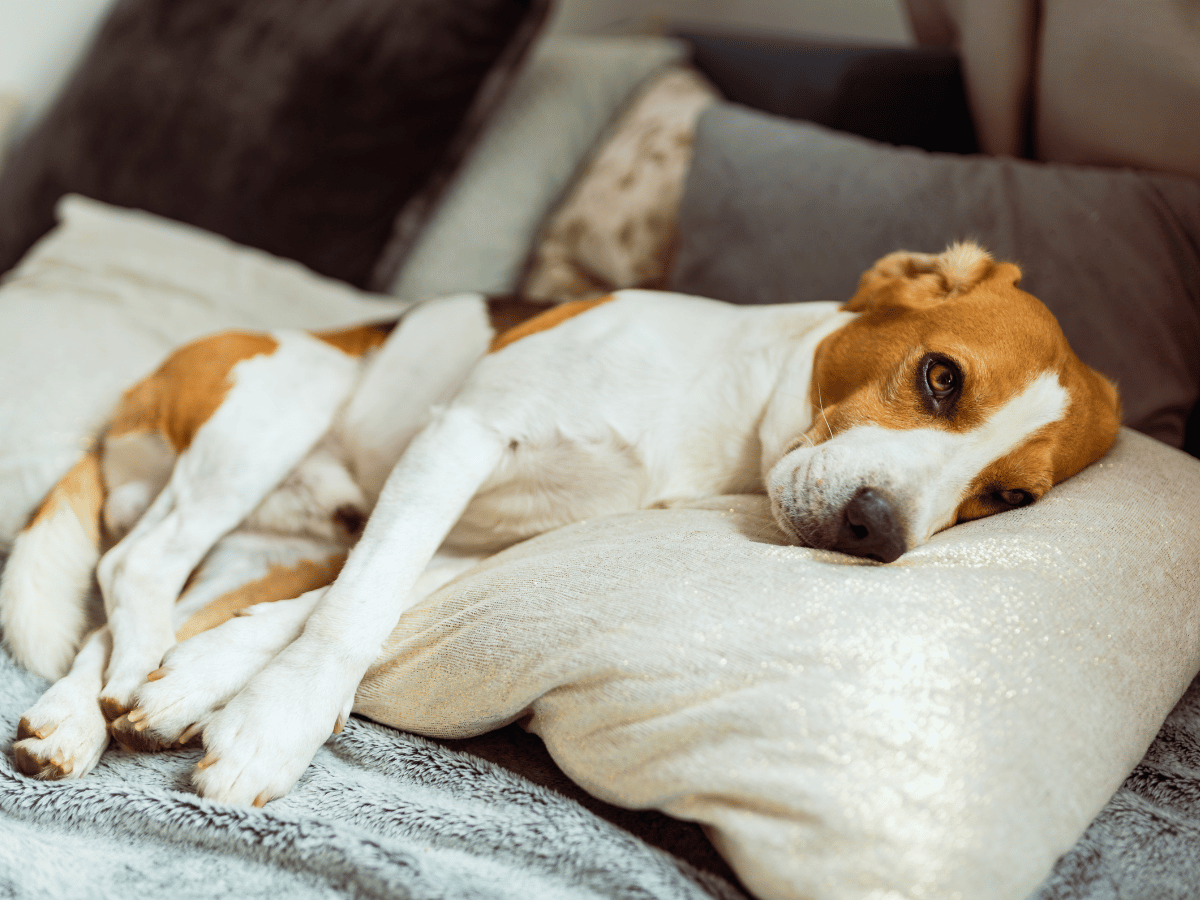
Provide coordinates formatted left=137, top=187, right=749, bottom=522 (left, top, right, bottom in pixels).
left=669, top=103, right=1200, bottom=451
left=355, top=428, right=1200, bottom=900
left=0, top=0, right=550, bottom=288
left=0, top=197, right=409, bottom=549
left=385, top=36, right=688, bottom=303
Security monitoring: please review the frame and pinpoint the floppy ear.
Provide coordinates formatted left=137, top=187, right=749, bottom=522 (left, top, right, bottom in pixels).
left=843, top=242, right=1017, bottom=313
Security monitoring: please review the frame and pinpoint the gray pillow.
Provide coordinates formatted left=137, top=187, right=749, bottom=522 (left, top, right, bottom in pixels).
left=669, top=103, right=1200, bottom=450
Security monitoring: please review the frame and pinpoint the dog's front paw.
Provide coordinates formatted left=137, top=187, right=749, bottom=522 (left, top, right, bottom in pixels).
left=109, top=594, right=318, bottom=753
left=13, top=680, right=110, bottom=780
left=191, top=643, right=354, bottom=806
left=99, top=628, right=177, bottom=723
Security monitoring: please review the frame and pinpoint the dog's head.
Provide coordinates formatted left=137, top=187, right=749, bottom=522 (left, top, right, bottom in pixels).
left=767, top=242, right=1121, bottom=562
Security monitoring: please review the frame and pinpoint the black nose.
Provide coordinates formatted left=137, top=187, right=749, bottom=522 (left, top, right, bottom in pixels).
left=833, top=487, right=906, bottom=563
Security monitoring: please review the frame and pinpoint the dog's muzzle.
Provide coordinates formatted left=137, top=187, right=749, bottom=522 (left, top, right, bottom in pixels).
left=768, top=450, right=911, bottom=564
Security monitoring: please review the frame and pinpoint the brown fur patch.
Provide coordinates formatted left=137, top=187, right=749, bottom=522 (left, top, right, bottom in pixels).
left=489, top=295, right=614, bottom=353
left=108, top=332, right=279, bottom=451
left=313, top=321, right=397, bottom=356
left=175, top=552, right=347, bottom=642
left=25, top=448, right=105, bottom=545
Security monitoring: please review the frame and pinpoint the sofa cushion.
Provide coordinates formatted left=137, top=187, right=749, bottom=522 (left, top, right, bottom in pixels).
left=0, top=197, right=410, bottom=549
left=382, top=36, right=688, bottom=302
left=0, top=0, right=550, bottom=289
left=669, top=103, right=1200, bottom=451
left=355, top=428, right=1200, bottom=900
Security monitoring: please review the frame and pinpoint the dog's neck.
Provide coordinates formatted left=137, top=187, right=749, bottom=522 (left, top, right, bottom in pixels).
left=755, top=305, right=858, bottom=479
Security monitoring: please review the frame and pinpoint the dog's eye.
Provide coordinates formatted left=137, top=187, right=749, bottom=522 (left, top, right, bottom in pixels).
left=995, top=489, right=1034, bottom=508
left=926, top=362, right=957, bottom=396
left=917, top=354, right=962, bottom=415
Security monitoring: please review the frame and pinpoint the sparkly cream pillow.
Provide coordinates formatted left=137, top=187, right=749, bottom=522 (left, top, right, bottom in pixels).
left=355, top=428, right=1200, bottom=900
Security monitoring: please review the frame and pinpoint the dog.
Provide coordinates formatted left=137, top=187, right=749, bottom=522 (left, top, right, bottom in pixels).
left=0, top=242, right=1121, bottom=806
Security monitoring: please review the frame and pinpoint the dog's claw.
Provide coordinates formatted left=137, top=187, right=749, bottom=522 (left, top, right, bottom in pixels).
left=333, top=713, right=346, bottom=735
left=197, top=752, right=218, bottom=770
left=125, top=707, right=147, bottom=724
left=146, top=667, right=168, bottom=682
left=179, top=722, right=203, bottom=744
left=16, top=717, right=55, bottom=742
left=253, top=791, right=271, bottom=808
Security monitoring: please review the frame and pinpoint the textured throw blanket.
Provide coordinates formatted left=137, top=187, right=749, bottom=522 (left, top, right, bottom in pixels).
left=3, top=607, right=1200, bottom=898
left=0, top=643, right=744, bottom=900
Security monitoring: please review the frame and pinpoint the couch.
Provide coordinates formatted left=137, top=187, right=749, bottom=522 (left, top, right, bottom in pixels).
left=1, top=2, right=1199, bottom=898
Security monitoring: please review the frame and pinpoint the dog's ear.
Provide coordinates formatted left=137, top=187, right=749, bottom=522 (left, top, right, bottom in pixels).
left=843, top=242, right=1019, bottom=313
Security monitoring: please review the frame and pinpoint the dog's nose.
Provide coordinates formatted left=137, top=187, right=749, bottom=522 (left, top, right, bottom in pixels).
left=834, top=487, right=906, bottom=563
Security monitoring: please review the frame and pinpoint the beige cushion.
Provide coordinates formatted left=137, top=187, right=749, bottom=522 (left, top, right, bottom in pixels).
left=356, top=428, right=1200, bottom=900
left=520, top=66, right=718, bottom=303
left=0, top=196, right=409, bottom=548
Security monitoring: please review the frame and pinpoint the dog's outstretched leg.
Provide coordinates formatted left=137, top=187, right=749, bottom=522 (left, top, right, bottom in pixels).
left=193, top=406, right=507, bottom=806
left=110, top=589, right=328, bottom=752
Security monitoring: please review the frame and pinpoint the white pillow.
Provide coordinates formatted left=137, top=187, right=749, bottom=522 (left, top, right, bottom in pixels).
left=355, top=428, right=1200, bottom=900
left=0, top=196, right=410, bottom=548
left=385, top=35, right=687, bottom=302
left=0, top=91, right=21, bottom=171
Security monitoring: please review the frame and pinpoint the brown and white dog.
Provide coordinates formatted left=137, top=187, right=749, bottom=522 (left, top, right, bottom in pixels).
left=0, top=243, right=1120, bottom=806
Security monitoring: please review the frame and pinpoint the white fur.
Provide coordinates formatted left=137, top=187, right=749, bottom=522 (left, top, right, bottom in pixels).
left=340, top=293, right=494, bottom=500
left=245, top=437, right=366, bottom=543
left=0, top=505, right=99, bottom=681
left=102, top=430, right=176, bottom=540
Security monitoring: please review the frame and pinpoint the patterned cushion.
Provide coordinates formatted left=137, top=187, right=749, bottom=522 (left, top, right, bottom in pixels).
left=520, top=66, right=718, bottom=302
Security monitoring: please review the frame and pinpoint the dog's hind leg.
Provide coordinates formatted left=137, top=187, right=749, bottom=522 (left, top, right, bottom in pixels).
left=109, top=531, right=344, bottom=751
left=193, top=405, right=509, bottom=806
left=97, top=332, right=362, bottom=721
left=13, top=626, right=112, bottom=780
left=111, top=538, right=484, bottom=753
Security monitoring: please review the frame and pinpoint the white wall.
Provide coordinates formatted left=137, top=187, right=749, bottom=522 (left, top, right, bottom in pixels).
left=0, top=0, right=118, bottom=137
left=0, top=0, right=912, bottom=141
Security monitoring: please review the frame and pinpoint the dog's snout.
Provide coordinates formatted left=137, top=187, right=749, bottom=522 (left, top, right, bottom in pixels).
left=834, top=487, right=906, bottom=563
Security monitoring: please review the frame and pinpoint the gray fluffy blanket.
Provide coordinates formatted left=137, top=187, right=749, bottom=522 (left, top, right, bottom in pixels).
left=0, top=644, right=744, bottom=900
left=3, top=628, right=1200, bottom=898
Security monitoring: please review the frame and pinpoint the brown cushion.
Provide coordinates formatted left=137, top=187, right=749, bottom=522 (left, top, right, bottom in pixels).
left=670, top=103, right=1200, bottom=450
left=0, top=0, right=550, bottom=289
